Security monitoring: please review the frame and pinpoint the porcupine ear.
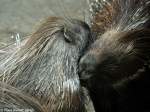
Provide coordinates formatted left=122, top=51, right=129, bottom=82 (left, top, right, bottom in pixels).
left=63, top=27, right=77, bottom=43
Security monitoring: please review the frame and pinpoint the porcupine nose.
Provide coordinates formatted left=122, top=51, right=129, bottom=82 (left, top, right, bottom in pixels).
left=79, top=54, right=97, bottom=80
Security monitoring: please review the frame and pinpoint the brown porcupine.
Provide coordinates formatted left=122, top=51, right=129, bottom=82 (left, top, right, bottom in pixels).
left=0, top=17, right=91, bottom=112
left=79, top=0, right=150, bottom=112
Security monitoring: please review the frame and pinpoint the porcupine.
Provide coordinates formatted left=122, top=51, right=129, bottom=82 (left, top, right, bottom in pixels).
left=0, top=17, right=91, bottom=112
left=79, top=0, right=150, bottom=112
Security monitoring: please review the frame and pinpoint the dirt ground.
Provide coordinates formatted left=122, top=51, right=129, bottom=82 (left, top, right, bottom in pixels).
left=0, top=0, right=94, bottom=111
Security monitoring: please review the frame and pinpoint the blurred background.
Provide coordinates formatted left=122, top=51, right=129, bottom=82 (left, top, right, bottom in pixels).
left=0, top=0, right=90, bottom=47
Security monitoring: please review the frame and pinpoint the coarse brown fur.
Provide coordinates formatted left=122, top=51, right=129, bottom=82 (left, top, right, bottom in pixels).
left=0, top=17, right=91, bottom=112
left=79, top=0, right=150, bottom=112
